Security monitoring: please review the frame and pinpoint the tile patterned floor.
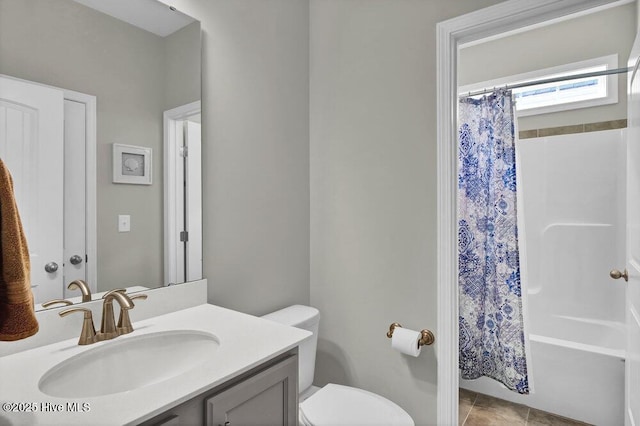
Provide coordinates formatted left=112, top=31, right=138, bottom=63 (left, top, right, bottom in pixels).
left=459, top=389, right=592, bottom=426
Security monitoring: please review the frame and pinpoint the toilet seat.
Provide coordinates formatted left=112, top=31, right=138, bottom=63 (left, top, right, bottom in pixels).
left=299, top=384, right=415, bottom=426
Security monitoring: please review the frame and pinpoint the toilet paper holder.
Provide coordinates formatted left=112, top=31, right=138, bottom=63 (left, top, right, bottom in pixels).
left=386, top=322, right=435, bottom=346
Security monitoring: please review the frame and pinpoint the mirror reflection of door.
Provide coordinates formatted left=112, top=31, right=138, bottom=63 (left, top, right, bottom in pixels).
left=182, top=120, right=202, bottom=283
left=164, top=102, right=202, bottom=286
left=0, top=75, right=65, bottom=303
left=63, top=99, right=88, bottom=297
left=1, top=74, right=205, bottom=302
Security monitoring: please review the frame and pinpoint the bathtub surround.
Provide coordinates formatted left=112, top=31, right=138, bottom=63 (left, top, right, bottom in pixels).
left=458, top=91, right=529, bottom=394
left=461, top=128, right=626, bottom=425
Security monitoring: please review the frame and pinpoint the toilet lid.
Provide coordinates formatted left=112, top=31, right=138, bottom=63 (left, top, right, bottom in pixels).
left=299, top=384, right=414, bottom=426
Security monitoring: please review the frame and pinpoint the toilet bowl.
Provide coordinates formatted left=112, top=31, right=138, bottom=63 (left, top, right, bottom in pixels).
left=262, top=305, right=414, bottom=426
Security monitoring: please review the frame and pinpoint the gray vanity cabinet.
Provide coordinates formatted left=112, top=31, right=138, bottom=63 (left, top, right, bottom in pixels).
left=206, top=353, right=297, bottom=425
left=140, top=351, right=298, bottom=426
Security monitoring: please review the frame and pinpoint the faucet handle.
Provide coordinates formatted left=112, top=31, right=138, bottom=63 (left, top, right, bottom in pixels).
left=67, top=279, right=92, bottom=302
left=129, top=294, right=148, bottom=301
left=59, top=307, right=97, bottom=345
left=42, top=299, right=73, bottom=308
left=117, top=294, right=147, bottom=334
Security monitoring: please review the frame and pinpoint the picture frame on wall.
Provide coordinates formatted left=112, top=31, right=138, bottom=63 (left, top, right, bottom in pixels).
left=112, top=143, right=152, bottom=185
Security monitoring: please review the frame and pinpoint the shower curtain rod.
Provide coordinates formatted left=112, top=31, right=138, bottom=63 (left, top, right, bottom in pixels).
left=460, top=66, right=631, bottom=98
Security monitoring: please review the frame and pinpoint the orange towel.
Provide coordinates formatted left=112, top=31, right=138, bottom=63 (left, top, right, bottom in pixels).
left=0, top=158, right=38, bottom=341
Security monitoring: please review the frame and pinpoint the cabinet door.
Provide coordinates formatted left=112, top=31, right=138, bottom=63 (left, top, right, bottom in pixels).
left=206, top=355, right=298, bottom=426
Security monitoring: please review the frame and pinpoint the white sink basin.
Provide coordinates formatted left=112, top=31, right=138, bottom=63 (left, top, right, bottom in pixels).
left=38, top=330, right=219, bottom=398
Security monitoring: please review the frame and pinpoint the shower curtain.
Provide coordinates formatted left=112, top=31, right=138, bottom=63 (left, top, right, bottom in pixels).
left=458, top=89, right=529, bottom=394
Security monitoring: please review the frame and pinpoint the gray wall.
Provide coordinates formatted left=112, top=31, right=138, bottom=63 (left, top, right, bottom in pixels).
left=459, top=3, right=636, bottom=131
left=0, top=0, right=167, bottom=290
left=309, top=1, right=502, bottom=424
left=164, top=21, right=201, bottom=110
left=157, top=0, right=311, bottom=315
left=160, top=1, right=514, bottom=424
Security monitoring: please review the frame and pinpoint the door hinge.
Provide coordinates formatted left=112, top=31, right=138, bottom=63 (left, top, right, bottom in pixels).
left=180, top=146, right=188, bottom=157
left=180, top=231, right=189, bottom=242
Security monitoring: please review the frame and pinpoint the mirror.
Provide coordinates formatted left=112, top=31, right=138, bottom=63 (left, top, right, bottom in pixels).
left=0, top=0, right=202, bottom=309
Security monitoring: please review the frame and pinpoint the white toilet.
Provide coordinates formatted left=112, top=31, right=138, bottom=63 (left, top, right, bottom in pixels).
left=263, top=305, right=415, bottom=426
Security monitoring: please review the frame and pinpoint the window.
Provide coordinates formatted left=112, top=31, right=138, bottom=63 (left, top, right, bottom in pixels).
left=459, top=55, right=619, bottom=116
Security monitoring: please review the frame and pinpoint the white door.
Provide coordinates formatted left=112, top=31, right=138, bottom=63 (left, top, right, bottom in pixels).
left=625, top=34, right=640, bottom=426
left=63, top=99, right=87, bottom=294
left=164, top=102, right=202, bottom=286
left=0, top=75, right=64, bottom=303
left=172, top=120, right=202, bottom=283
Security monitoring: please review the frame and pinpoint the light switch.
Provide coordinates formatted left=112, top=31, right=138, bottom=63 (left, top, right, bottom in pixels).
left=118, top=215, right=131, bottom=232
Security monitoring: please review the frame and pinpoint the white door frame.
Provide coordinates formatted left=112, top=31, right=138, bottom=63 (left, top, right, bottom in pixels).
left=435, top=0, right=625, bottom=424
left=164, top=100, right=202, bottom=286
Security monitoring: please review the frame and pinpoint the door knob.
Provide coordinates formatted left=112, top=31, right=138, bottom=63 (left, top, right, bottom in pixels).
left=44, top=262, right=59, bottom=273
left=610, top=269, right=628, bottom=282
left=69, top=255, right=83, bottom=265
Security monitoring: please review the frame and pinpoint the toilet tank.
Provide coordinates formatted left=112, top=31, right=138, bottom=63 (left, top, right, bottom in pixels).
left=262, top=305, right=320, bottom=394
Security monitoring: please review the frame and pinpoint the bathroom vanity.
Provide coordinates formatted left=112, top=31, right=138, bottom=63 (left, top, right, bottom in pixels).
left=141, top=351, right=298, bottom=425
left=0, top=303, right=310, bottom=425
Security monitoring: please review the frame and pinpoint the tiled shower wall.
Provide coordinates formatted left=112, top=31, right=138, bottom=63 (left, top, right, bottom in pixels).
left=519, top=119, right=627, bottom=139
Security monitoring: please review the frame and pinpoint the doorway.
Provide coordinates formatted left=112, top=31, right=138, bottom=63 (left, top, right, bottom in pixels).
left=435, top=1, right=632, bottom=424
left=164, top=101, right=202, bottom=286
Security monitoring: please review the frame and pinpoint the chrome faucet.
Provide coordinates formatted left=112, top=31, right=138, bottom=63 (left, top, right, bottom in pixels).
left=59, top=289, right=144, bottom=345
left=67, top=279, right=92, bottom=302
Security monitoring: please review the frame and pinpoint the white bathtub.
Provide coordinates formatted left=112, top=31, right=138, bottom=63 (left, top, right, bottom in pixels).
left=461, top=317, right=625, bottom=425
left=460, top=130, right=627, bottom=425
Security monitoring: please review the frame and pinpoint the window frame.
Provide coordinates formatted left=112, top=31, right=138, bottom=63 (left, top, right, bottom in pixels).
left=458, top=54, right=619, bottom=116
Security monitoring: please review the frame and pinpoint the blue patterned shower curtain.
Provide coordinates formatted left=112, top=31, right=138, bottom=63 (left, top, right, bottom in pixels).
left=458, top=90, right=529, bottom=394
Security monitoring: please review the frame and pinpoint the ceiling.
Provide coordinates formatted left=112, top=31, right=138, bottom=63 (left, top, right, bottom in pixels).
left=73, top=0, right=195, bottom=37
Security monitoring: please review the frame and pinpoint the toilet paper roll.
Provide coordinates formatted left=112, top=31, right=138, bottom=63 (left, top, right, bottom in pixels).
left=391, top=327, right=422, bottom=357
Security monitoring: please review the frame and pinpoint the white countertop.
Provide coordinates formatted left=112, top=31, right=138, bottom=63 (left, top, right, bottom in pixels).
left=0, top=303, right=311, bottom=425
